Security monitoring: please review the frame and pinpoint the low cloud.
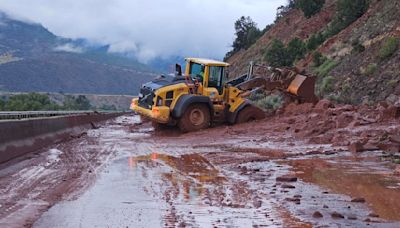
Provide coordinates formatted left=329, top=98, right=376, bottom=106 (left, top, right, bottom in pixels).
left=54, top=43, right=84, bottom=53
left=0, top=0, right=285, bottom=62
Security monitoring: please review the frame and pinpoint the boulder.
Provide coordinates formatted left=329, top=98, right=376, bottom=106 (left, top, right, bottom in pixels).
left=331, top=212, right=344, bottom=219
left=313, top=211, right=323, bottom=218
left=351, top=197, right=366, bottom=203
left=315, top=99, right=334, bottom=110
left=276, top=175, right=298, bottom=182
left=349, top=141, right=365, bottom=153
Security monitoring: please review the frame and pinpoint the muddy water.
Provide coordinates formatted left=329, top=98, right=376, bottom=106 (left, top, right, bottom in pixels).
left=287, top=155, right=400, bottom=221
left=29, top=115, right=400, bottom=227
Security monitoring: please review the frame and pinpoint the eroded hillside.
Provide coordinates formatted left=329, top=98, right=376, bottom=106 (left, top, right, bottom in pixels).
left=227, top=0, right=400, bottom=105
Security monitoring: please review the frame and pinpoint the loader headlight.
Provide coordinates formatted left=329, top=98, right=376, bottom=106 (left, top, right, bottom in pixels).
left=156, top=96, right=163, bottom=106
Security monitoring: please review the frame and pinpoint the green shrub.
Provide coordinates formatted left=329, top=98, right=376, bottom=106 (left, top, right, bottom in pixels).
left=362, top=63, right=378, bottom=76
left=307, top=32, right=325, bottom=51
left=315, top=59, right=337, bottom=77
left=312, top=51, right=327, bottom=67
left=287, top=38, right=307, bottom=63
left=295, top=0, right=326, bottom=18
left=379, top=37, right=399, bottom=60
left=388, top=79, right=398, bottom=87
left=254, top=94, right=283, bottom=111
left=63, top=95, right=91, bottom=110
left=320, top=76, right=335, bottom=93
left=264, top=39, right=292, bottom=67
left=0, top=98, right=5, bottom=111
left=352, top=39, right=365, bottom=53
left=264, top=38, right=307, bottom=67
left=4, top=93, right=61, bottom=111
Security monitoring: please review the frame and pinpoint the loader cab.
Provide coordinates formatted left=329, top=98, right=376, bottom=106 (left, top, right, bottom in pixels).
left=184, top=58, right=229, bottom=97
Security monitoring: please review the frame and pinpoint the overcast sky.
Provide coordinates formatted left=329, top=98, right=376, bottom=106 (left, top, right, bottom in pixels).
left=0, top=0, right=286, bottom=62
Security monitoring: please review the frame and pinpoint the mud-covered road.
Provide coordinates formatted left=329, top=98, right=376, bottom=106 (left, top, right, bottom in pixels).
left=1, top=101, right=400, bottom=227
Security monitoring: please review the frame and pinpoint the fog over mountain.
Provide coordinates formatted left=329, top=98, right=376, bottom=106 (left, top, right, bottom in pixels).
left=0, top=0, right=285, bottom=62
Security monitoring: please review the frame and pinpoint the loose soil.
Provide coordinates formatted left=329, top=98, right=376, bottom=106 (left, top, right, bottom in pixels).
left=0, top=100, right=399, bottom=227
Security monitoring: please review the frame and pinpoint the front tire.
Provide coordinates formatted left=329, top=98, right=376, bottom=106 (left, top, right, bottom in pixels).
left=178, top=104, right=210, bottom=132
left=236, top=105, right=265, bottom=124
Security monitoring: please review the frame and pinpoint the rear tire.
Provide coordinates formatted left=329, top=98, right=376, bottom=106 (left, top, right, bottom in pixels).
left=178, top=104, right=210, bottom=132
left=236, top=105, right=265, bottom=124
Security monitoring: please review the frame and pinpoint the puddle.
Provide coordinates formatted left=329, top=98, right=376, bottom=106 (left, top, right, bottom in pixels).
left=286, top=156, right=400, bottom=222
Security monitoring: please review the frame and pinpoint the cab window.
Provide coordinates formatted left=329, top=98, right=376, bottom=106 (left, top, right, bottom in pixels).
left=189, top=62, right=205, bottom=82
left=208, top=66, right=224, bottom=94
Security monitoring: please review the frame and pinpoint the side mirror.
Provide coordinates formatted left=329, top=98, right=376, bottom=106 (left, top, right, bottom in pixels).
left=175, top=64, right=182, bottom=76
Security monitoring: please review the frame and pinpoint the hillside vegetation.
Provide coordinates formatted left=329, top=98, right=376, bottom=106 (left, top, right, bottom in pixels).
left=226, top=0, right=400, bottom=105
left=0, top=12, right=156, bottom=95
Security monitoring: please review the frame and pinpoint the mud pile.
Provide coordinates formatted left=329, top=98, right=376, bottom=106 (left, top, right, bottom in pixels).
left=275, top=100, right=400, bottom=154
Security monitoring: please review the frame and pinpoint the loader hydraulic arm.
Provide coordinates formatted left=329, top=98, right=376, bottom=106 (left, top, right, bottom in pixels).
left=228, top=63, right=318, bottom=103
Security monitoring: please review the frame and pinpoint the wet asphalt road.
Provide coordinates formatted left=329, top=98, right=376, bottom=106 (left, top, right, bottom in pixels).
left=1, top=115, right=400, bottom=227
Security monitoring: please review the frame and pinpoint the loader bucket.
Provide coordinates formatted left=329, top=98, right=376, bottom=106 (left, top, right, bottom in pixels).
left=287, top=75, right=317, bottom=103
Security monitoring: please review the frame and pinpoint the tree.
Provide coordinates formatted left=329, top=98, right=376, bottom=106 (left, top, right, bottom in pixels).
left=226, top=16, right=262, bottom=60
left=287, top=38, right=307, bottom=63
left=4, top=93, right=60, bottom=111
left=296, top=0, right=325, bottom=18
left=264, top=39, right=292, bottom=67
left=63, top=95, right=91, bottom=110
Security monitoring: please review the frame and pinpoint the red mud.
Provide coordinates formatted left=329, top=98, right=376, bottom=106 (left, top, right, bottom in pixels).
left=1, top=100, right=400, bottom=227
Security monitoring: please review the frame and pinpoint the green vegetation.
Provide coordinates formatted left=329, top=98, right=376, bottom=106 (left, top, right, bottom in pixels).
left=1, top=93, right=61, bottom=111
left=264, top=38, right=307, bottom=67
left=306, top=32, right=325, bottom=51
left=362, top=63, right=378, bottom=76
left=320, top=76, right=335, bottom=93
left=0, top=93, right=93, bottom=111
left=351, top=39, right=365, bottom=53
left=314, top=58, right=337, bottom=77
left=225, top=16, right=263, bottom=60
left=63, top=95, right=91, bottom=110
left=295, top=0, right=325, bottom=18
left=312, top=51, right=326, bottom=67
left=302, top=0, right=369, bottom=54
left=99, top=104, right=117, bottom=111
left=325, top=0, right=369, bottom=38
left=388, top=79, right=398, bottom=87
left=287, top=38, right=307, bottom=63
left=0, top=99, right=5, bottom=110
left=250, top=92, right=283, bottom=111
left=379, top=37, right=399, bottom=60
left=264, top=39, right=291, bottom=67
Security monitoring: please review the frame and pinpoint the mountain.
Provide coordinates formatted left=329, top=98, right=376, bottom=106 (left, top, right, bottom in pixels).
left=226, top=0, right=400, bottom=105
left=0, top=12, right=157, bottom=95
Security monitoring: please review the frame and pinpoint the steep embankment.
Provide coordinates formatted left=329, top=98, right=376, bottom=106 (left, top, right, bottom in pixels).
left=227, top=0, right=400, bottom=105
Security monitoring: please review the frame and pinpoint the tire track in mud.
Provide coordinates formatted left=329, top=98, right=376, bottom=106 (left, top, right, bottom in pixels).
left=2, top=110, right=400, bottom=227
left=0, top=117, right=130, bottom=228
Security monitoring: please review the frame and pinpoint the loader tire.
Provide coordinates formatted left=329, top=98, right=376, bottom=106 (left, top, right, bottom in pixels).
left=178, top=103, right=210, bottom=132
left=236, top=105, right=265, bottom=124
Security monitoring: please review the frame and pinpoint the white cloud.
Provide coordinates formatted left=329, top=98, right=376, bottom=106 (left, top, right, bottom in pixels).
left=54, top=43, right=84, bottom=53
left=0, top=0, right=286, bottom=62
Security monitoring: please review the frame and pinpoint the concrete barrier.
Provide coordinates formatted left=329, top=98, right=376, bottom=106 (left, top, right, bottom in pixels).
left=0, top=113, right=123, bottom=164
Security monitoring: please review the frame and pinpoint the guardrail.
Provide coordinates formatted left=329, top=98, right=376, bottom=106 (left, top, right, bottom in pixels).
left=0, top=111, right=126, bottom=163
left=0, top=111, right=127, bottom=120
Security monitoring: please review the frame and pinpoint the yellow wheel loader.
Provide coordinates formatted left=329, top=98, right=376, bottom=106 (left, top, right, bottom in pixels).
left=130, top=58, right=317, bottom=132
